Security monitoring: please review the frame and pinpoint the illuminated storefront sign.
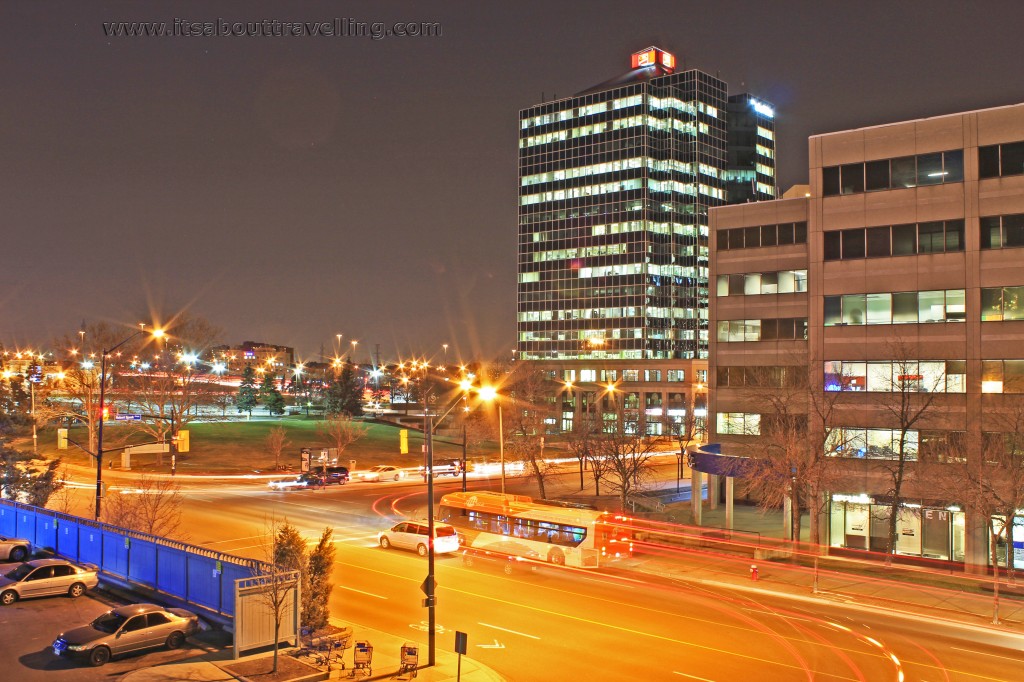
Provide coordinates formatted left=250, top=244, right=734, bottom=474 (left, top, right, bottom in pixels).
left=631, top=47, right=675, bottom=71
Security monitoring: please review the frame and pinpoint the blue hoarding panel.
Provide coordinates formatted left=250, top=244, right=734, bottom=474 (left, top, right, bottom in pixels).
left=56, top=520, right=81, bottom=562
left=221, top=563, right=252, bottom=616
left=35, top=514, right=58, bottom=550
left=16, top=510, right=36, bottom=545
left=0, top=506, right=15, bottom=536
left=186, top=555, right=221, bottom=613
left=102, top=531, right=129, bottom=577
left=79, top=527, right=103, bottom=566
left=156, top=546, right=187, bottom=596
left=128, top=539, right=157, bottom=588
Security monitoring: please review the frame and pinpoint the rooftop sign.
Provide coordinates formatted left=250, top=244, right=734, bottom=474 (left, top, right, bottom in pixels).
left=631, top=47, right=675, bottom=72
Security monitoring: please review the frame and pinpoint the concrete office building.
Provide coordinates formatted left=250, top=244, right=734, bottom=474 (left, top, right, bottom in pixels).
left=517, top=47, right=776, bottom=435
left=710, top=102, right=1024, bottom=568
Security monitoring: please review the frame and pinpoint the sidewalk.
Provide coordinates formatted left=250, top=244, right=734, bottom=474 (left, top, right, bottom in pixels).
left=121, top=617, right=505, bottom=682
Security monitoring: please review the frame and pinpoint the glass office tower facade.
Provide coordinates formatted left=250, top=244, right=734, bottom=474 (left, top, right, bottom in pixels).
left=517, top=48, right=774, bottom=363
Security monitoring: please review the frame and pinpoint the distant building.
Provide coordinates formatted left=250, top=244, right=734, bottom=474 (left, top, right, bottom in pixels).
left=213, top=342, right=294, bottom=373
left=516, top=46, right=776, bottom=435
left=710, top=101, right=1024, bottom=569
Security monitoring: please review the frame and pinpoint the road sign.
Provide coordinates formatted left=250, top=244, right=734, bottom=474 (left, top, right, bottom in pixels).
left=115, top=413, right=142, bottom=421
left=454, top=631, right=468, bottom=655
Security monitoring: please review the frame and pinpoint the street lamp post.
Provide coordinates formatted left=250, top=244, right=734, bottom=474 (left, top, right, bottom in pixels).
left=478, top=386, right=505, bottom=494
left=95, top=325, right=162, bottom=520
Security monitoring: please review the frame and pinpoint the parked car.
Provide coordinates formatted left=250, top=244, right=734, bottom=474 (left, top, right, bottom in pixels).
left=0, top=558, right=100, bottom=605
left=0, top=535, right=31, bottom=562
left=418, top=459, right=463, bottom=478
left=378, top=520, right=460, bottom=556
left=322, top=466, right=350, bottom=485
left=267, top=472, right=323, bottom=491
left=52, top=603, right=200, bottom=667
left=359, top=465, right=405, bottom=482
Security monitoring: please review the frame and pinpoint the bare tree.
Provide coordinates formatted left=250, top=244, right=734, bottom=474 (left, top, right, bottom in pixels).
left=265, top=426, right=290, bottom=471
left=102, top=475, right=184, bottom=537
left=743, top=364, right=846, bottom=546
left=567, top=410, right=601, bottom=491
left=873, top=340, right=943, bottom=562
left=499, top=362, right=552, bottom=498
left=593, top=429, right=660, bottom=511
left=38, top=322, right=133, bottom=462
left=316, top=414, right=368, bottom=457
left=253, top=517, right=305, bottom=673
left=128, top=315, right=223, bottom=466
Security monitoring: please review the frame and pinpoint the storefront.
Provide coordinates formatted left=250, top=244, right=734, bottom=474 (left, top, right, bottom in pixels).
left=829, top=494, right=966, bottom=563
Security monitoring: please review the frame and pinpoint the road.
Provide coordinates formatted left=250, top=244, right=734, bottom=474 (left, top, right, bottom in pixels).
left=121, top=474, right=1024, bottom=682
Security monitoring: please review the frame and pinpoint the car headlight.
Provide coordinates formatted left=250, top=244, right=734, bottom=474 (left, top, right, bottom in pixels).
left=67, top=644, right=88, bottom=652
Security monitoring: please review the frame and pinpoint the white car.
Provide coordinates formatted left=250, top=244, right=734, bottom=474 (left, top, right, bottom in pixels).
left=0, top=536, right=31, bottom=562
left=378, top=521, right=460, bottom=556
left=359, top=465, right=406, bottom=482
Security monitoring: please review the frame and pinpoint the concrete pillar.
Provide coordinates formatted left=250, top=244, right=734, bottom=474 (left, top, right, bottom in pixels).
left=725, top=476, right=734, bottom=531
left=708, top=473, right=720, bottom=509
left=783, top=493, right=793, bottom=541
left=691, top=468, right=703, bottom=526
left=964, top=509, right=990, bottom=574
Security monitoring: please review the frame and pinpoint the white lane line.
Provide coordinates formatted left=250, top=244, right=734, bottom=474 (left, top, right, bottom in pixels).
left=673, top=672, right=715, bottom=681
left=335, top=585, right=388, bottom=600
left=478, top=622, right=540, bottom=640
left=951, top=646, right=1024, bottom=662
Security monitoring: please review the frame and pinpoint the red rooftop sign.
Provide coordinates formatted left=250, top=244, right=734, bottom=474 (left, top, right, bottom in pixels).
left=631, top=47, right=675, bottom=71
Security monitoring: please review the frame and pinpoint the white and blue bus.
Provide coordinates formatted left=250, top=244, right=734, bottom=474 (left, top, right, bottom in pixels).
left=437, top=491, right=632, bottom=568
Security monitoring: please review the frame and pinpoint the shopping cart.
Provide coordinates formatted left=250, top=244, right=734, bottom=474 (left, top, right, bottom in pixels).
left=349, top=640, right=373, bottom=678
left=399, top=642, right=419, bottom=677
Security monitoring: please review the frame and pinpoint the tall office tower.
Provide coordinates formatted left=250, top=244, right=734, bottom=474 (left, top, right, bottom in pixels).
left=516, top=47, right=775, bottom=436
left=725, top=93, right=778, bottom=204
left=517, top=47, right=776, bottom=363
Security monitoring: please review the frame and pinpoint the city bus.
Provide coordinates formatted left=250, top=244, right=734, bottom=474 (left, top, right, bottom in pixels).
left=437, top=491, right=632, bottom=568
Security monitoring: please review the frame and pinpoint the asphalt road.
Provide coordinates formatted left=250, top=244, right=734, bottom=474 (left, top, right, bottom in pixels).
left=131, top=474, right=1024, bottom=682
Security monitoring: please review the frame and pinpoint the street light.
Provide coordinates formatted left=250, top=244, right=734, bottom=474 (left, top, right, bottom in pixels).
left=95, top=324, right=163, bottom=520
left=478, top=386, right=505, bottom=494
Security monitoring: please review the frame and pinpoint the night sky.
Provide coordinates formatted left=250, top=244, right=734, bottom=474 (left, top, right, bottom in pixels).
left=3, top=1, right=1023, bottom=365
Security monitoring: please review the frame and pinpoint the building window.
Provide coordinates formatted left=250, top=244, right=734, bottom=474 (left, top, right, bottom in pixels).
left=822, top=150, right=964, bottom=196
left=717, top=318, right=808, bottom=342
left=823, top=220, right=964, bottom=261
left=667, top=369, right=685, bottom=382
left=824, top=289, right=966, bottom=326
left=980, top=286, right=1024, bottom=321
left=981, top=360, right=1024, bottom=393
left=979, top=140, right=1024, bottom=179
left=980, top=214, right=1024, bottom=249
left=716, top=270, right=807, bottom=296
left=717, top=222, right=807, bottom=251
left=716, top=412, right=760, bottom=435
left=824, top=360, right=966, bottom=393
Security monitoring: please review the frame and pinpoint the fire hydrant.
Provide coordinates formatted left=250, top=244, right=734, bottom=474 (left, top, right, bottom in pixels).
left=750, top=564, right=759, bottom=581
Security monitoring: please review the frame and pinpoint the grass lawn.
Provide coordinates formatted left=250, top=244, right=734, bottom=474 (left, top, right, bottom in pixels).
left=28, top=415, right=471, bottom=475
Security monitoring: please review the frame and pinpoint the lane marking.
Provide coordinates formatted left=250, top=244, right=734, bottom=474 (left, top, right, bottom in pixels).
left=951, top=646, right=1024, bottom=663
left=673, top=673, right=715, bottom=681
left=478, top=622, right=540, bottom=640
left=335, top=585, right=388, bottom=600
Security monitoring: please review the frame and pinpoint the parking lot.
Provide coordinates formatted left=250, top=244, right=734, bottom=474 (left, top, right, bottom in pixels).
left=0, top=562, right=225, bottom=682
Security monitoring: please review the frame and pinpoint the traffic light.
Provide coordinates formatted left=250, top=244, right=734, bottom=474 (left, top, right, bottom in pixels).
left=176, top=430, right=189, bottom=452
left=400, top=429, right=409, bottom=454
left=57, top=428, right=68, bottom=450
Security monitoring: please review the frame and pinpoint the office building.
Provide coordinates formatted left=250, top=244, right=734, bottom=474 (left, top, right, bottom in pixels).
left=517, top=47, right=775, bottom=435
left=709, top=101, right=1024, bottom=569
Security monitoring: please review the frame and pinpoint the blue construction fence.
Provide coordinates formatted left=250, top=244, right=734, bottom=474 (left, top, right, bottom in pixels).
left=0, top=499, right=266, bottom=622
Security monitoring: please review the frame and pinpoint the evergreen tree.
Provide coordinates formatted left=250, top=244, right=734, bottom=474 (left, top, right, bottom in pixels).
left=260, top=374, right=286, bottom=416
left=303, top=527, right=335, bottom=631
left=339, top=362, right=364, bottom=416
left=0, top=436, right=64, bottom=506
left=236, top=365, right=259, bottom=416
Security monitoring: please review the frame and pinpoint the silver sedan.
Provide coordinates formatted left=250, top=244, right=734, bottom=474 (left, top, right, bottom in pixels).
left=52, top=603, right=199, bottom=666
left=0, top=558, right=99, bottom=605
